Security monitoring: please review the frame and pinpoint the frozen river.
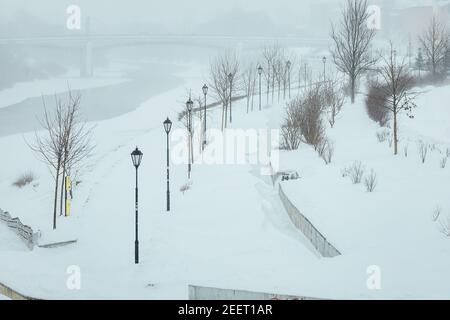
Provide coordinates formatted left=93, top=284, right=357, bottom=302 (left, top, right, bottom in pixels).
left=0, top=60, right=183, bottom=137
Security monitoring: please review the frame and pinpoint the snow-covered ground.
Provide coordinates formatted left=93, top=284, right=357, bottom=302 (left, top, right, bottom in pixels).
left=1, top=55, right=450, bottom=299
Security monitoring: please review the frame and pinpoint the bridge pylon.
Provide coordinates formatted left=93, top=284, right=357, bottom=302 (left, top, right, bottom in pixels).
left=80, top=16, right=93, bottom=78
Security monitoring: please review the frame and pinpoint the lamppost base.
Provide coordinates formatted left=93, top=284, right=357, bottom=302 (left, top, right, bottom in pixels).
left=135, top=240, right=139, bottom=264
left=167, top=191, right=170, bottom=212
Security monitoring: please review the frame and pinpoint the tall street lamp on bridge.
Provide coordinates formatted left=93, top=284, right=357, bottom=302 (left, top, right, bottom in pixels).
left=131, top=147, right=143, bottom=264
left=163, top=118, right=172, bottom=212
left=202, top=84, right=208, bottom=151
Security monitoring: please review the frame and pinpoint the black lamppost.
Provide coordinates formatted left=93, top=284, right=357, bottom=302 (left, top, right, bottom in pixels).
left=228, top=72, right=233, bottom=124
left=163, top=118, right=172, bottom=212
left=131, top=147, right=143, bottom=264
left=258, top=66, right=263, bottom=111
left=186, top=97, right=193, bottom=179
left=286, top=60, right=292, bottom=99
left=202, top=84, right=208, bottom=151
left=322, top=56, right=327, bottom=84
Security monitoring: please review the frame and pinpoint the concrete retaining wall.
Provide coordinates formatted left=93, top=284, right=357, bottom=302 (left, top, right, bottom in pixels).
left=0, top=282, right=37, bottom=300
left=188, top=285, right=321, bottom=300
left=278, top=184, right=341, bottom=258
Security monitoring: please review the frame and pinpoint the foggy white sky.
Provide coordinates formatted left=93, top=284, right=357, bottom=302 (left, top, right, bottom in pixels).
left=0, top=0, right=441, bottom=34
left=0, top=0, right=334, bottom=31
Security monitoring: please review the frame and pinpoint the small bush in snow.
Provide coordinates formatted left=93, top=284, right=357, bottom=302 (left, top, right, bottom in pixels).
left=403, top=144, right=409, bottom=157
left=438, top=215, right=450, bottom=237
left=281, top=85, right=325, bottom=150
left=365, top=81, right=390, bottom=127
left=364, top=169, right=377, bottom=192
left=418, top=140, right=428, bottom=163
left=318, top=139, right=334, bottom=165
left=432, top=206, right=442, bottom=222
left=341, top=166, right=350, bottom=178
left=180, top=182, right=192, bottom=194
left=375, top=130, right=390, bottom=143
left=348, top=161, right=365, bottom=184
left=440, top=157, right=448, bottom=169
left=446, top=148, right=450, bottom=158
left=12, top=172, right=37, bottom=188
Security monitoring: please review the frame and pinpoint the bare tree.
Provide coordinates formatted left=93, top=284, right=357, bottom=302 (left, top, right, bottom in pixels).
left=330, top=0, right=377, bottom=103
left=242, top=63, right=257, bottom=113
left=376, top=44, right=417, bottom=155
left=262, top=44, right=280, bottom=104
left=322, top=77, right=345, bottom=128
left=59, top=92, right=94, bottom=217
left=28, top=93, right=93, bottom=229
left=209, top=52, right=239, bottom=130
left=418, top=15, right=449, bottom=80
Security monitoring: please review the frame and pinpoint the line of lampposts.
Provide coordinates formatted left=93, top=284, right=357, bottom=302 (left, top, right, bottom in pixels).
left=130, top=116, right=174, bottom=264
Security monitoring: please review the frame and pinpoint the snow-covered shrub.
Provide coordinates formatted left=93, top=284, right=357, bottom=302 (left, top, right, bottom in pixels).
left=318, top=139, right=334, bottom=165
left=281, top=100, right=302, bottom=150
left=404, top=144, right=409, bottom=158
left=322, top=79, right=345, bottom=128
left=432, top=206, right=442, bottom=222
left=365, top=81, right=390, bottom=127
left=364, top=169, right=377, bottom=192
left=348, top=161, right=365, bottom=184
left=376, top=130, right=390, bottom=143
left=446, top=148, right=450, bottom=158
left=12, top=171, right=36, bottom=188
left=341, top=166, right=350, bottom=178
left=438, top=215, right=450, bottom=237
left=440, top=157, right=448, bottom=169
left=180, top=182, right=192, bottom=194
left=418, top=140, right=428, bottom=163
left=280, top=84, right=325, bottom=150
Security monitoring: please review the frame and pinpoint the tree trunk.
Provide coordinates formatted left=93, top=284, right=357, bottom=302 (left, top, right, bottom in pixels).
left=350, top=76, right=356, bottom=104
left=53, top=165, right=60, bottom=230
left=267, top=63, right=270, bottom=104
left=60, top=164, right=66, bottom=216
left=246, top=93, right=250, bottom=113
left=393, top=111, right=398, bottom=155
left=59, top=167, right=66, bottom=217
left=251, top=87, right=255, bottom=111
